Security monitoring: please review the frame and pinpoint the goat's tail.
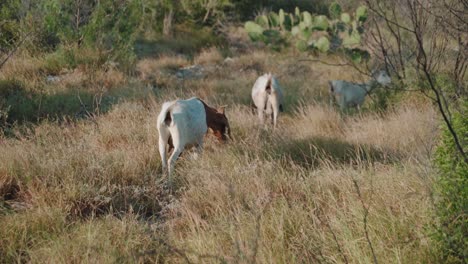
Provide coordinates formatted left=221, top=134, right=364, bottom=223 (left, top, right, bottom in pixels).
left=328, top=81, right=334, bottom=92
left=163, top=111, right=172, bottom=126
left=158, top=102, right=174, bottom=128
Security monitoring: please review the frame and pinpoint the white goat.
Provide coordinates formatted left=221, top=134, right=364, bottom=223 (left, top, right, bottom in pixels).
left=157, top=97, right=207, bottom=179
left=328, top=70, right=391, bottom=110
left=251, top=73, right=284, bottom=127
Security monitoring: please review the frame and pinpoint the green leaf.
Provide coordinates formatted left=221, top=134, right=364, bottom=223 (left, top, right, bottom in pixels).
left=301, top=28, right=312, bottom=40
left=302, top=11, right=313, bottom=27
left=329, top=2, right=342, bottom=19
left=279, top=9, right=285, bottom=26
left=356, top=6, right=368, bottom=22
left=256, top=15, right=269, bottom=28
left=291, top=14, right=299, bottom=26
left=336, top=21, right=346, bottom=32
left=345, top=48, right=370, bottom=63
left=291, top=26, right=300, bottom=36
left=248, top=32, right=263, bottom=42
left=299, top=22, right=307, bottom=30
left=283, top=14, right=292, bottom=30
left=330, top=34, right=342, bottom=51
left=296, top=39, right=308, bottom=51
left=269, top=12, right=279, bottom=27
left=313, top=15, right=329, bottom=30
left=245, top=21, right=264, bottom=34
left=343, top=30, right=361, bottom=46
left=263, top=29, right=281, bottom=39
left=341, top=13, right=351, bottom=23
left=314, top=36, right=330, bottom=52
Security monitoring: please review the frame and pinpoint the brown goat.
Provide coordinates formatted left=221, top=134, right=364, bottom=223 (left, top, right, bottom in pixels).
left=168, top=99, right=230, bottom=153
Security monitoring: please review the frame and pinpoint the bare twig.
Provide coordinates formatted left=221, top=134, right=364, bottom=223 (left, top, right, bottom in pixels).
left=0, top=32, right=31, bottom=70
left=324, top=216, right=349, bottom=264
left=297, top=58, right=349, bottom=67
left=352, top=178, right=378, bottom=264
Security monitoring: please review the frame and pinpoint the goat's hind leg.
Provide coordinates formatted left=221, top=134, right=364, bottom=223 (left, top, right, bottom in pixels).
left=167, top=143, right=183, bottom=185
left=158, top=133, right=169, bottom=172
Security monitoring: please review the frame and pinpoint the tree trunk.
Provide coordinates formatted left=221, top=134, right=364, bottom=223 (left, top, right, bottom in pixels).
left=163, top=8, right=174, bottom=37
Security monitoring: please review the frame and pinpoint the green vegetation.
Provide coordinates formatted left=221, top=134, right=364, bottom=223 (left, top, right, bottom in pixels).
left=0, top=0, right=466, bottom=263
left=244, top=3, right=369, bottom=62
left=434, top=102, right=468, bottom=263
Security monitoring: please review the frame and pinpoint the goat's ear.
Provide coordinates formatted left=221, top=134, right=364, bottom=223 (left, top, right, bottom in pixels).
left=217, top=105, right=227, bottom=114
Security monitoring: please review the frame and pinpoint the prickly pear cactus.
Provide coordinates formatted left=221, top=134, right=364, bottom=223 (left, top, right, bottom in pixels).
left=244, top=2, right=369, bottom=63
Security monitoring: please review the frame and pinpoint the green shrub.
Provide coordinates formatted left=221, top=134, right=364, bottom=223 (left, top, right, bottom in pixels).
left=0, top=0, right=22, bottom=50
left=42, top=47, right=107, bottom=74
left=434, top=101, right=468, bottom=263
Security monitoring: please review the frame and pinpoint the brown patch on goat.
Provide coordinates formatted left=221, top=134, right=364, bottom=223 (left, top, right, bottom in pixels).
left=199, top=99, right=231, bottom=142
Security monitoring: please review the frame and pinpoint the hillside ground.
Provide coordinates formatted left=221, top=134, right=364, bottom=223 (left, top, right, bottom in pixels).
left=0, top=27, right=440, bottom=263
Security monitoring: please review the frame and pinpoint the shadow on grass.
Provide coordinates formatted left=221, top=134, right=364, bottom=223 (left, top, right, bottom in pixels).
left=0, top=79, right=117, bottom=133
left=267, top=136, right=399, bottom=168
left=134, top=26, right=226, bottom=60
left=67, top=185, right=169, bottom=221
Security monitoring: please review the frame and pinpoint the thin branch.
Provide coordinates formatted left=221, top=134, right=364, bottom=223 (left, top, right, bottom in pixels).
left=0, top=32, right=31, bottom=70
left=352, top=178, right=378, bottom=264
left=297, top=59, right=349, bottom=67
left=365, top=0, right=416, bottom=33
left=408, top=0, right=467, bottom=163
left=324, top=216, right=349, bottom=264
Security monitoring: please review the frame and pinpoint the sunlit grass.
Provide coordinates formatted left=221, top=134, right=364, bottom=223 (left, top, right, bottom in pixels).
left=0, top=48, right=439, bottom=263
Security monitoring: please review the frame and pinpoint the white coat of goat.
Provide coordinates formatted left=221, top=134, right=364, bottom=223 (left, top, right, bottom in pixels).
left=328, top=70, right=391, bottom=110
left=157, top=97, right=207, bottom=179
left=251, top=73, right=284, bottom=127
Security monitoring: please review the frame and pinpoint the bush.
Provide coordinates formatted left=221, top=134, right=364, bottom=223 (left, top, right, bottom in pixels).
left=0, top=0, right=22, bottom=51
left=434, top=101, right=468, bottom=263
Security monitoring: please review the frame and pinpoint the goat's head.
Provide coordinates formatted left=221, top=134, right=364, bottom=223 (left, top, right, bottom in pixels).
left=372, top=70, right=392, bottom=86
left=207, top=106, right=231, bottom=141
left=206, top=105, right=231, bottom=142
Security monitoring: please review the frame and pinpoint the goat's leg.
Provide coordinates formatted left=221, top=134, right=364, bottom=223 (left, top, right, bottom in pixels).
left=168, top=135, right=174, bottom=155
left=167, top=145, right=183, bottom=183
left=250, top=102, right=257, bottom=115
left=257, top=107, right=264, bottom=124
left=158, top=134, right=169, bottom=173
left=196, top=138, right=204, bottom=154
left=272, top=108, right=278, bottom=128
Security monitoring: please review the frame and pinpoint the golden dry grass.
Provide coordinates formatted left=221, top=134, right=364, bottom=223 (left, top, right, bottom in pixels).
left=0, top=49, right=439, bottom=263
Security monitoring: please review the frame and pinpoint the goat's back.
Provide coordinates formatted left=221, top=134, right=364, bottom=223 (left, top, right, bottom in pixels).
left=252, top=74, right=284, bottom=109
left=157, top=98, right=208, bottom=146
left=330, top=80, right=368, bottom=108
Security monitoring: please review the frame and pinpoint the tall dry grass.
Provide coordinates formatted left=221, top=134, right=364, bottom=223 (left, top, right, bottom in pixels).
left=0, top=49, right=439, bottom=263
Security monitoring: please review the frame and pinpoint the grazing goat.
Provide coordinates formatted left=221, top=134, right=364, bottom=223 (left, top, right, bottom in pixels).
left=158, top=98, right=231, bottom=179
left=199, top=100, right=231, bottom=142
left=328, top=70, right=391, bottom=110
left=251, top=73, right=284, bottom=127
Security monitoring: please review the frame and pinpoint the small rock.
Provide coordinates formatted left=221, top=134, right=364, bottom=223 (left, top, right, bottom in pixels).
left=224, top=57, right=235, bottom=63
left=176, top=65, right=204, bottom=79
left=46, top=75, right=61, bottom=83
